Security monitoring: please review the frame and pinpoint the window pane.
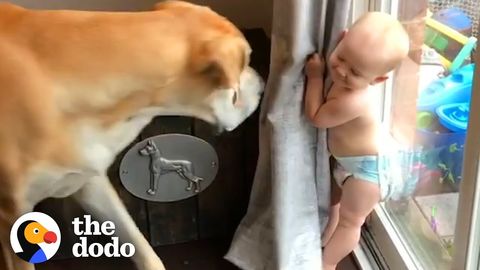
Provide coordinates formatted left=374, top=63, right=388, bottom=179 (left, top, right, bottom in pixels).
left=378, top=1, right=478, bottom=269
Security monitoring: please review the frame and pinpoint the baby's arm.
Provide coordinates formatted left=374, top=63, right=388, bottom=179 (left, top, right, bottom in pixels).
left=304, top=53, right=325, bottom=121
left=308, top=94, right=364, bottom=128
left=304, top=54, right=364, bottom=128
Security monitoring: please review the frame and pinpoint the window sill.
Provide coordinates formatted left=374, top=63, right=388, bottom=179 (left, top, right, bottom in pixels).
left=352, top=238, right=377, bottom=270
left=360, top=205, right=422, bottom=270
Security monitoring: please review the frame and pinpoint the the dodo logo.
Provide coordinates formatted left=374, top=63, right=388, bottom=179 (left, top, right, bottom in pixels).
left=10, top=212, right=61, bottom=264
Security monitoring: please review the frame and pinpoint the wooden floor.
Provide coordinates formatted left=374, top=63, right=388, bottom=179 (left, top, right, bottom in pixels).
left=37, top=238, right=359, bottom=270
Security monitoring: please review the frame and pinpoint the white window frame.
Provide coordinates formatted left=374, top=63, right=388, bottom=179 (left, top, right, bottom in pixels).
left=357, top=1, right=480, bottom=270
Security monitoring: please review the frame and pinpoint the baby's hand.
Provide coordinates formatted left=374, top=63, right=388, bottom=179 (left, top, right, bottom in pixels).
left=305, top=53, right=325, bottom=79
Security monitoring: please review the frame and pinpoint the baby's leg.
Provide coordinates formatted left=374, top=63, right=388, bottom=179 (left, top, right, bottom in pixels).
left=322, top=178, right=380, bottom=270
left=322, top=176, right=342, bottom=246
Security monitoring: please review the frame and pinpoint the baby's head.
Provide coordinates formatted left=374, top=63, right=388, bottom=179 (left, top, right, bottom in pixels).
left=329, top=12, right=410, bottom=90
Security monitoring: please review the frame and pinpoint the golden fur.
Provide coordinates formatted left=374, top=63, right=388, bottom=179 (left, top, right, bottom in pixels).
left=0, top=1, right=262, bottom=269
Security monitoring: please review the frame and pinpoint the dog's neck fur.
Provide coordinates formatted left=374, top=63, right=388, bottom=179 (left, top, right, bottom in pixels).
left=62, top=86, right=154, bottom=126
left=55, top=73, right=188, bottom=126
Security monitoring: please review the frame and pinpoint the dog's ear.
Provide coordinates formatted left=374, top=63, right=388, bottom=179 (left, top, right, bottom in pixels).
left=193, top=37, right=251, bottom=89
left=199, top=60, right=226, bottom=87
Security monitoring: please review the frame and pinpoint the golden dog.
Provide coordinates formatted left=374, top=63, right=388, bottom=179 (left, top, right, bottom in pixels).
left=0, top=1, right=263, bottom=269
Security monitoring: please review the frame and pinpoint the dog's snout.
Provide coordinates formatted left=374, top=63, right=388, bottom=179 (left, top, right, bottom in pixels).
left=241, top=66, right=265, bottom=94
left=256, top=76, right=265, bottom=94
left=209, top=66, right=263, bottom=132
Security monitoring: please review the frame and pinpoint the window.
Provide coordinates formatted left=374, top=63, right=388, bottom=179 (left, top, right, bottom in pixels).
left=360, top=1, right=480, bottom=269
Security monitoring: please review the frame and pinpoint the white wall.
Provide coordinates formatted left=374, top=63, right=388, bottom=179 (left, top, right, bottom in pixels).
left=7, top=0, right=272, bottom=34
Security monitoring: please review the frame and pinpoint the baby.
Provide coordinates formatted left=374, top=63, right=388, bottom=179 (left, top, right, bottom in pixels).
left=304, top=12, right=410, bottom=270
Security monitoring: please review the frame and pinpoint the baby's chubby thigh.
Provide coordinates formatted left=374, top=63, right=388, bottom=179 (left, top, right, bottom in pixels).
left=339, top=177, right=381, bottom=226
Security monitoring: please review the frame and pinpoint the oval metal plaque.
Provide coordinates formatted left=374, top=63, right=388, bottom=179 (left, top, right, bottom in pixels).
left=119, top=134, right=219, bottom=202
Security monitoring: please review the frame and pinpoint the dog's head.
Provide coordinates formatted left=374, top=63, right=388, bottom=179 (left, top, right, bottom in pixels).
left=152, top=1, right=264, bottom=131
left=139, top=140, right=158, bottom=156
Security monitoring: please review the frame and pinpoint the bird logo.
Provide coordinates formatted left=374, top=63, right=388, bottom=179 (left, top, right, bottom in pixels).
left=10, top=212, right=61, bottom=264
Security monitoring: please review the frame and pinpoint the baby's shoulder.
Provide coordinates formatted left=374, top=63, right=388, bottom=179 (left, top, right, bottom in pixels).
left=328, top=84, right=368, bottom=100
left=329, top=85, right=374, bottom=113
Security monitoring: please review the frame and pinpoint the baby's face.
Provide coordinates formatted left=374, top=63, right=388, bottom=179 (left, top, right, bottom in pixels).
left=328, top=30, right=388, bottom=90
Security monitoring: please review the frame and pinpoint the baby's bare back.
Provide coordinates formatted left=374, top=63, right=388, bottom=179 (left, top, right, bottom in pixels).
left=327, top=84, right=380, bottom=157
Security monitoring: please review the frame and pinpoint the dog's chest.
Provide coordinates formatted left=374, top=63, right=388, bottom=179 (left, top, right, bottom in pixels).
left=74, top=116, right=154, bottom=172
left=26, top=116, right=153, bottom=205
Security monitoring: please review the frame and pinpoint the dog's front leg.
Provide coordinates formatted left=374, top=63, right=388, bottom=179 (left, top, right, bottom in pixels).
left=0, top=200, right=34, bottom=270
left=1, top=236, right=34, bottom=270
left=147, top=172, right=160, bottom=196
left=73, top=176, right=165, bottom=270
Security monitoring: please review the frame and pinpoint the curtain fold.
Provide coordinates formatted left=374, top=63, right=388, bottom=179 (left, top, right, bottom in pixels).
left=226, top=1, right=351, bottom=269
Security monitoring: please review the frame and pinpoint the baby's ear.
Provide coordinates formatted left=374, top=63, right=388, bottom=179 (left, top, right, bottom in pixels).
left=370, top=75, right=388, bottom=85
